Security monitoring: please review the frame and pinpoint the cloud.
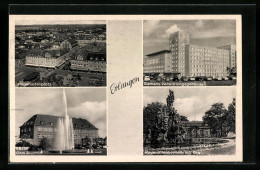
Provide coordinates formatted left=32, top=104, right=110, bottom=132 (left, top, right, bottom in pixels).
left=15, top=88, right=107, bottom=138
left=81, top=101, right=106, bottom=114
left=162, top=24, right=183, bottom=38
left=144, top=88, right=236, bottom=121
left=143, top=20, right=160, bottom=37
left=67, top=101, right=106, bottom=137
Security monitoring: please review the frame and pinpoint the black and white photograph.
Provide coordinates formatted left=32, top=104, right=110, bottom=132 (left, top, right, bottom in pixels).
left=14, top=20, right=106, bottom=87
left=143, top=20, right=237, bottom=86
left=15, top=88, right=107, bottom=155
left=143, top=88, right=236, bottom=155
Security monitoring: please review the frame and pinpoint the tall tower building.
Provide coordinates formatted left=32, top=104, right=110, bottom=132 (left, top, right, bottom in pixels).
left=169, top=31, right=190, bottom=76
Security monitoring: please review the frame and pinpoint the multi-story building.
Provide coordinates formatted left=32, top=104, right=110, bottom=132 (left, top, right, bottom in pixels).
left=218, top=44, right=237, bottom=69
left=169, top=31, right=190, bottom=76
left=143, top=50, right=172, bottom=74
left=185, top=44, right=230, bottom=77
left=70, top=48, right=106, bottom=72
left=25, top=49, right=68, bottom=68
left=19, top=114, right=99, bottom=146
left=144, top=30, right=236, bottom=77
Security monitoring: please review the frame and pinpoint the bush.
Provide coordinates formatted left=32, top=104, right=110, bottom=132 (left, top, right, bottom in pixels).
left=15, top=140, right=31, bottom=147
left=28, top=145, right=40, bottom=151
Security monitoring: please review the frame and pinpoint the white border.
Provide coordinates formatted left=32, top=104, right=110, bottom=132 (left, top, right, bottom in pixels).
left=9, top=15, right=242, bottom=162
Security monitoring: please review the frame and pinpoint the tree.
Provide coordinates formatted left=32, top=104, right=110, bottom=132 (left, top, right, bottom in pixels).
left=225, top=98, right=236, bottom=133
left=38, top=137, right=51, bottom=150
left=179, top=115, right=189, bottom=121
left=16, top=140, right=31, bottom=147
left=203, top=103, right=227, bottom=137
left=82, top=136, right=91, bottom=148
left=143, top=102, right=166, bottom=138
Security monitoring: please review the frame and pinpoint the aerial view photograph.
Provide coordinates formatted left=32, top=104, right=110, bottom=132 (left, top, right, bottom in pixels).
left=14, top=20, right=106, bottom=87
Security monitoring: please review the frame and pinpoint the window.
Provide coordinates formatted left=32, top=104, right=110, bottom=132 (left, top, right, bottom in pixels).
left=38, top=127, right=42, bottom=131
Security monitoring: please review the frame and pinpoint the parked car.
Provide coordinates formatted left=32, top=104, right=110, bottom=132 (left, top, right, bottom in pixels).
left=222, top=77, right=229, bottom=80
left=214, top=77, right=222, bottom=81
left=181, top=76, right=189, bottom=82
left=205, top=77, right=213, bottom=81
left=189, top=77, right=195, bottom=81
left=228, top=76, right=237, bottom=80
left=165, top=77, right=171, bottom=82
left=144, top=76, right=150, bottom=82
left=173, top=76, right=179, bottom=81
left=195, top=76, right=204, bottom=81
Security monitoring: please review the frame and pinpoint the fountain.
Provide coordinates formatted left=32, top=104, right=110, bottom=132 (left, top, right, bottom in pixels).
left=53, top=89, right=74, bottom=153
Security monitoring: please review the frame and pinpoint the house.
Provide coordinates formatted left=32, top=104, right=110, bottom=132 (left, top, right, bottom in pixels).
left=60, top=39, right=78, bottom=50
left=25, top=49, right=68, bottom=68
left=70, top=48, right=106, bottom=72
left=19, top=114, right=99, bottom=146
left=181, top=121, right=211, bottom=139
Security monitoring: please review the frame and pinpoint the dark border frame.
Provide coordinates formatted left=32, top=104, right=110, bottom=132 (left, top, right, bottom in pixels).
left=1, top=3, right=257, bottom=170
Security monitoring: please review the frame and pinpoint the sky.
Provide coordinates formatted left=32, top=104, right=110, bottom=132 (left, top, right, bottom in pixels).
left=16, top=20, right=105, bottom=25
left=143, top=20, right=236, bottom=55
left=143, top=87, right=236, bottom=121
left=15, top=88, right=106, bottom=138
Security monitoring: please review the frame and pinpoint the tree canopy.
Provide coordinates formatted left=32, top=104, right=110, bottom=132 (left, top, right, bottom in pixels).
left=202, top=98, right=236, bottom=137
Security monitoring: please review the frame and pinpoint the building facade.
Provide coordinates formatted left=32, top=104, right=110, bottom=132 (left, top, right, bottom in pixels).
left=70, top=48, right=106, bottom=72
left=19, top=114, right=99, bottom=146
left=185, top=44, right=230, bottom=77
left=25, top=49, right=67, bottom=68
left=144, top=30, right=236, bottom=77
left=181, top=121, right=211, bottom=139
left=60, top=39, right=78, bottom=50
left=169, top=31, right=190, bottom=76
left=218, top=44, right=237, bottom=69
left=143, top=50, right=172, bottom=74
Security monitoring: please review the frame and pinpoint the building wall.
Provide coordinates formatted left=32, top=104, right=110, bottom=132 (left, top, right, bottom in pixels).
left=60, top=40, right=72, bottom=50
left=74, top=129, right=98, bottom=145
left=218, top=45, right=236, bottom=68
left=184, top=127, right=211, bottom=139
left=25, top=55, right=65, bottom=68
left=70, top=60, right=106, bottom=72
left=169, top=31, right=190, bottom=76
left=185, top=44, right=230, bottom=77
left=164, top=53, right=173, bottom=72
left=143, top=52, right=170, bottom=73
left=21, top=125, right=98, bottom=146
left=32, top=125, right=56, bottom=145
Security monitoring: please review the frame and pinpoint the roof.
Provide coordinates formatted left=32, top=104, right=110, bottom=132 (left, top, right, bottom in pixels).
left=73, top=48, right=106, bottom=61
left=146, top=50, right=171, bottom=57
left=27, top=49, right=68, bottom=58
left=27, top=49, right=43, bottom=56
left=20, top=114, right=98, bottom=130
left=66, top=39, right=78, bottom=47
left=72, top=118, right=98, bottom=130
